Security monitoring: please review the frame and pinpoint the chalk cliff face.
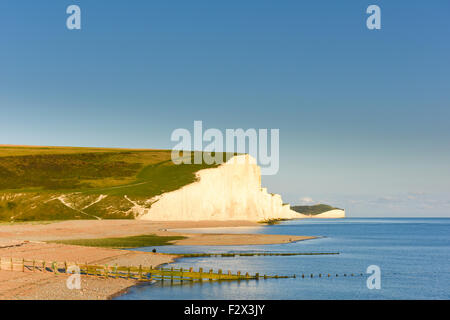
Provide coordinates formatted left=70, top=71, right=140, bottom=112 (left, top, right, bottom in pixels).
left=137, top=155, right=299, bottom=221
left=302, top=209, right=346, bottom=218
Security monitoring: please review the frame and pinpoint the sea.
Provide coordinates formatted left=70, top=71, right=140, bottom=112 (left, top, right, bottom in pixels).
left=115, top=218, right=450, bottom=300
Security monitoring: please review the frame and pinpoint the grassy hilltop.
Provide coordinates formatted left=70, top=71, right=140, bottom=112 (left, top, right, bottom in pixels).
left=0, top=146, right=228, bottom=221
left=291, top=204, right=342, bottom=215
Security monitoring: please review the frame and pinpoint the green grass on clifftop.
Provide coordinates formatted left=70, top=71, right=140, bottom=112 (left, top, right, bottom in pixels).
left=0, top=146, right=227, bottom=196
left=0, top=146, right=232, bottom=221
left=291, top=204, right=341, bottom=215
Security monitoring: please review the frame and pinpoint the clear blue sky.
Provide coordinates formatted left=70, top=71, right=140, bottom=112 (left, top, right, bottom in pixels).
left=1, top=1, right=449, bottom=216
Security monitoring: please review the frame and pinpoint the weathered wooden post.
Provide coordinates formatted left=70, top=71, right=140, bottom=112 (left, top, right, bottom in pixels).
left=22, top=258, right=25, bottom=272
left=127, top=267, right=131, bottom=279
left=199, top=267, right=203, bottom=282
left=139, top=265, right=142, bottom=280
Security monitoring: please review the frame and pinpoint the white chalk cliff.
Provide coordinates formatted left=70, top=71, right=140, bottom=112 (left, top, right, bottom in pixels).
left=301, top=209, right=346, bottom=219
left=137, top=155, right=299, bottom=221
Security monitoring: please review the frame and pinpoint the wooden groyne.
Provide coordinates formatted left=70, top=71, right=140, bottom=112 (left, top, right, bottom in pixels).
left=0, top=255, right=362, bottom=284
left=0, top=256, right=292, bottom=283
left=172, top=252, right=339, bottom=258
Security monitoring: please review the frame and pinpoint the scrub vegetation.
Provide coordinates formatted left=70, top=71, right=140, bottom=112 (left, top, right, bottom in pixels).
left=291, top=204, right=341, bottom=215
left=50, top=234, right=186, bottom=248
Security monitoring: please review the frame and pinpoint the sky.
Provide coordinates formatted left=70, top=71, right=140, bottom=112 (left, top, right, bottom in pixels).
left=0, top=1, right=449, bottom=217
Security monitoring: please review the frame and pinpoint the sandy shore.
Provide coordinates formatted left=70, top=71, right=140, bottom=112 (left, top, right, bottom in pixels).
left=0, top=219, right=312, bottom=245
left=0, top=219, right=314, bottom=299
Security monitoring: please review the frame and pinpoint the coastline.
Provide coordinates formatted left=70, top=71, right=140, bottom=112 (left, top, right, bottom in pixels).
left=0, top=220, right=312, bottom=246
left=0, top=219, right=313, bottom=300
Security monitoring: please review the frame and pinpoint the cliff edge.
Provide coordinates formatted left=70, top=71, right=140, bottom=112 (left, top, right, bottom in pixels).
left=291, top=204, right=345, bottom=218
left=302, top=209, right=346, bottom=218
left=1, top=146, right=333, bottom=222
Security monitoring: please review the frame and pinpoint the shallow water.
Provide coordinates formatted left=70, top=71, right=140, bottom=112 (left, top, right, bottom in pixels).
left=115, top=218, right=450, bottom=300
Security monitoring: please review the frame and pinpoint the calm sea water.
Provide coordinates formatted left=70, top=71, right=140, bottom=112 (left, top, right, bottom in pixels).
left=115, top=218, right=450, bottom=300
